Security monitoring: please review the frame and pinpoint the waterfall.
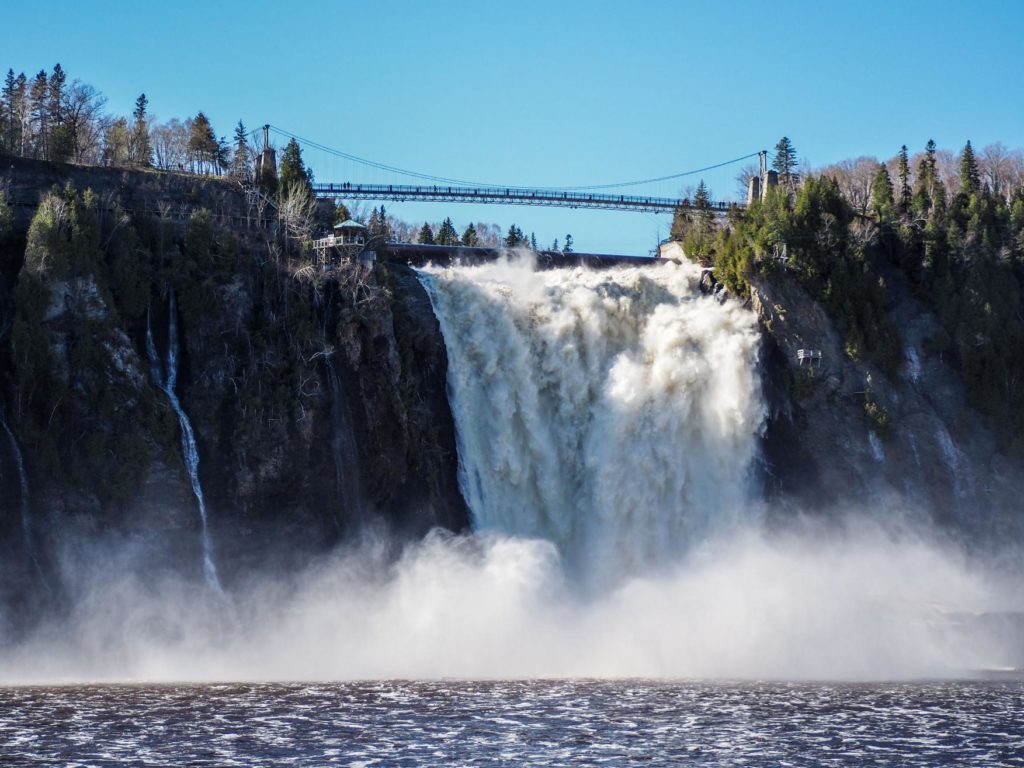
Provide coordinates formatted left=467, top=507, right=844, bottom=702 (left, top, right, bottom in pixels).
left=147, top=297, right=222, bottom=592
left=419, top=256, right=765, bottom=584
left=325, top=356, right=364, bottom=527
left=1, top=412, right=33, bottom=555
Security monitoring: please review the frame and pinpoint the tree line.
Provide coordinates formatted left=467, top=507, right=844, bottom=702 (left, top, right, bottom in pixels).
left=0, top=63, right=584, bottom=255
left=675, top=136, right=1024, bottom=451
left=0, top=62, right=258, bottom=178
left=331, top=202, right=573, bottom=253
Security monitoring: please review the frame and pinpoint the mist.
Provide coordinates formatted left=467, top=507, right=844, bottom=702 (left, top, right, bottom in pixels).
left=1, top=516, right=1020, bottom=685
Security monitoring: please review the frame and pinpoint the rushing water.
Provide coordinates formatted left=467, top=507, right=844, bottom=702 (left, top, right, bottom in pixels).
left=146, top=296, right=222, bottom=592
left=0, top=412, right=32, bottom=552
left=419, top=257, right=764, bottom=584
left=1, top=680, right=1022, bottom=766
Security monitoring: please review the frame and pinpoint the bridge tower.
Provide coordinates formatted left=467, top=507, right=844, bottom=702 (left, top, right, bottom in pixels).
left=254, top=124, right=278, bottom=189
left=747, top=150, right=769, bottom=205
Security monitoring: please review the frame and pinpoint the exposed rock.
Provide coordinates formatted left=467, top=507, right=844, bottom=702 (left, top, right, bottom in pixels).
left=753, top=269, right=1022, bottom=537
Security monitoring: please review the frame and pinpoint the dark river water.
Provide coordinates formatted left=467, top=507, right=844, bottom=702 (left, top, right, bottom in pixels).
left=1, top=680, right=1022, bottom=766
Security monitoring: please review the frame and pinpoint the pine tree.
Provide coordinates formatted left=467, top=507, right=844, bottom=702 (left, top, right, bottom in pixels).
left=551, top=238, right=559, bottom=251
left=29, top=70, right=48, bottom=158
left=130, top=93, right=151, bottom=166
left=772, top=136, right=799, bottom=193
left=278, top=137, right=313, bottom=194
left=694, top=179, right=715, bottom=231
left=563, top=234, right=574, bottom=253
left=102, top=118, right=130, bottom=165
left=375, top=205, right=392, bottom=240
left=48, top=64, right=65, bottom=123
left=332, top=202, right=351, bottom=225
left=187, top=112, right=218, bottom=173
left=1, top=69, right=16, bottom=154
left=897, top=144, right=912, bottom=213
left=461, top=222, right=478, bottom=246
left=959, top=140, right=980, bottom=196
left=913, top=139, right=945, bottom=217
left=231, top=120, right=250, bottom=180
left=505, top=224, right=525, bottom=247
left=417, top=222, right=435, bottom=244
left=870, top=163, right=895, bottom=220
left=436, top=217, right=459, bottom=245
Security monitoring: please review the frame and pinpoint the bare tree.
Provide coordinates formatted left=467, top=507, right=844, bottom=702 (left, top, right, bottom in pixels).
left=61, top=80, right=107, bottom=163
left=979, top=142, right=1024, bottom=200
left=934, top=148, right=959, bottom=198
left=734, top=162, right=759, bottom=199
left=278, top=180, right=317, bottom=249
left=816, top=156, right=879, bottom=215
left=151, top=117, right=190, bottom=170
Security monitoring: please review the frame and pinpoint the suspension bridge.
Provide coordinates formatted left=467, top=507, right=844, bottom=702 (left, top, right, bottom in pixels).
left=265, top=126, right=765, bottom=215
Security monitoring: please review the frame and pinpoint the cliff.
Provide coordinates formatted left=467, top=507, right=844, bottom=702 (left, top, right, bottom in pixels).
left=754, top=266, right=1023, bottom=539
left=0, top=161, right=467, bottom=619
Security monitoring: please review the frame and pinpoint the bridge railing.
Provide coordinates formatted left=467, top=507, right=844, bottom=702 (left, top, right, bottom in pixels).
left=311, top=182, right=744, bottom=213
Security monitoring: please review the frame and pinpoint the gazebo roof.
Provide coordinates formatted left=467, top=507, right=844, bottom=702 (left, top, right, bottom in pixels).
left=334, top=219, right=366, bottom=230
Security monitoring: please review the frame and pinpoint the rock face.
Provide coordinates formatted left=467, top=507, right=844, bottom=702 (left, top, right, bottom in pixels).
left=753, top=269, right=1022, bottom=537
left=0, top=161, right=467, bottom=608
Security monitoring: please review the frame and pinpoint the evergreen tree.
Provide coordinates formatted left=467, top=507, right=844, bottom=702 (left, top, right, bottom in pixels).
left=231, top=120, right=250, bottom=180
left=1, top=69, right=16, bottom=153
left=870, top=163, right=895, bottom=220
left=563, top=234, right=574, bottom=253
left=332, top=202, right=351, bottom=225
left=551, top=237, right=559, bottom=251
left=367, top=206, right=391, bottom=239
left=913, top=139, right=945, bottom=218
left=29, top=70, right=48, bottom=158
left=772, top=136, right=799, bottom=193
left=130, top=93, right=151, bottom=166
left=959, top=140, right=980, bottom=196
left=102, top=118, right=130, bottom=165
left=48, top=63, right=65, bottom=129
left=505, top=224, right=525, bottom=247
left=187, top=112, right=218, bottom=173
left=417, top=222, right=435, bottom=244
left=436, top=216, right=459, bottom=245
left=897, top=144, right=912, bottom=213
left=278, top=137, right=313, bottom=194
left=461, top=222, right=478, bottom=246
left=530, top=232, right=538, bottom=251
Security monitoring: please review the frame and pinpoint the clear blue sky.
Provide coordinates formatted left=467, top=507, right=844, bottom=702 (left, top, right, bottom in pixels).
left=4, top=0, right=1023, bottom=254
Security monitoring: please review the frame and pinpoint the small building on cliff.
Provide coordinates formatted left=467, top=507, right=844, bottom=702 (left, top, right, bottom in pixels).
left=312, top=219, right=369, bottom=265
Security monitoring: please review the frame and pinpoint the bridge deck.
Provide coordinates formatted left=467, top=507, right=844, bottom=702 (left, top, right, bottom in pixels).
left=313, top=183, right=743, bottom=215
left=378, top=242, right=655, bottom=268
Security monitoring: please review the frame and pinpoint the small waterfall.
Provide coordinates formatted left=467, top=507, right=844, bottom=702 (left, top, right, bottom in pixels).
left=1, top=412, right=33, bottom=554
left=419, top=257, right=765, bottom=585
left=147, top=297, right=222, bottom=592
left=325, top=356, right=364, bottom=526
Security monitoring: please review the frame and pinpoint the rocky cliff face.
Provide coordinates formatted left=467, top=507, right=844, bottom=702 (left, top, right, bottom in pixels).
left=0, top=163, right=467, bottom=617
left=753, top=268, right=1023, bottom=540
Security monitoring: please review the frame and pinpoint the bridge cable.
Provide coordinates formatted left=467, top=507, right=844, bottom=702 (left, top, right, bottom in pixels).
left=268, top=125, right=762, bottom=193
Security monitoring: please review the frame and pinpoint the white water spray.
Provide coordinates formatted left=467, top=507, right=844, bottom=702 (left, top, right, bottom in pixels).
left=1, top=413, right=32, bottom=554
left=419, top=256, right=765, bottom=583
left=147, top=296, right=222, bottom=592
